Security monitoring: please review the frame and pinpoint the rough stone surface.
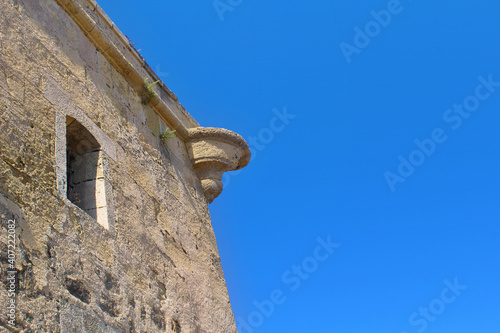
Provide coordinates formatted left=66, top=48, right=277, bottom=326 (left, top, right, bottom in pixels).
left=0, top=0, right=247, bottom=331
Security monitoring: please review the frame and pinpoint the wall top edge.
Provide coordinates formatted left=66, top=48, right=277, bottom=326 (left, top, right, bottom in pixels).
left=82, top=0, right=200, bottom=129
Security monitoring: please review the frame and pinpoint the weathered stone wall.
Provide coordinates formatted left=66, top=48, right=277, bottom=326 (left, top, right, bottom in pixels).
left=0, top=0, right=241, bottom=331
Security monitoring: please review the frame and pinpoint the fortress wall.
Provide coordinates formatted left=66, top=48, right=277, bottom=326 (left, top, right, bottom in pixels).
left=0, top=0, right=239, bottom=331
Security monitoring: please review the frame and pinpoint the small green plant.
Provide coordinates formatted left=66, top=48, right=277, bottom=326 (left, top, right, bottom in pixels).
left=159, top=128, right=176, bottom=141
left=142, top=78, right=159, bottom=105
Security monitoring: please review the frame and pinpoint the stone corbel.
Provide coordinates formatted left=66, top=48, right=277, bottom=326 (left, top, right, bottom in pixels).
left=187, top=127, right=251, bottom=203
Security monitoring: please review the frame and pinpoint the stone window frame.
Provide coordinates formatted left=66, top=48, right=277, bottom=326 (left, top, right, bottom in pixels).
left=48, top=77, right=117, bottom=232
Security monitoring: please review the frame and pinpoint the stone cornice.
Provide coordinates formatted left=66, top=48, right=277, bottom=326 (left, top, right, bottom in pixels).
left=54, top=0, right=250, bottom=202
left=54, top=0, right=195, bottom=139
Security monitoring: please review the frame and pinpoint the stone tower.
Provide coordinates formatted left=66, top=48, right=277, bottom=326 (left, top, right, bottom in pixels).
left=0, top=0, right=250, bottom=331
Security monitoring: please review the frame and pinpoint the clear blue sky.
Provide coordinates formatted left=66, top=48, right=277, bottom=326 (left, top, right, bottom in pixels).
left=97, top=1, right=500, bottom=332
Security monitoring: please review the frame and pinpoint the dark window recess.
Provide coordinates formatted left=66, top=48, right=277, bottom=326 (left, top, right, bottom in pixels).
left=66, top=116, right=103, bottom=220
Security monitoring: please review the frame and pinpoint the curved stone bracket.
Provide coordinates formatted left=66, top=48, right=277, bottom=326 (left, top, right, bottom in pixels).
left=186, top=127, right=250, bottom=203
